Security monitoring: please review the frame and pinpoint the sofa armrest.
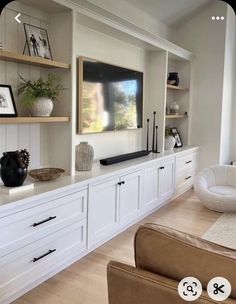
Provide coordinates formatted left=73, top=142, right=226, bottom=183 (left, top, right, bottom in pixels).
left=107, top=261, right=235, bottom=304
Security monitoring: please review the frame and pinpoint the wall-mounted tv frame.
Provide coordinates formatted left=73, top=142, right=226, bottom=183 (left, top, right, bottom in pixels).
left=78, top=57, right=143, bottom=134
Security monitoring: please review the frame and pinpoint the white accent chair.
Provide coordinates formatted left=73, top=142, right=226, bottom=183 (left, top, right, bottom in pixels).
left=194, top=165, right=236, bottom=212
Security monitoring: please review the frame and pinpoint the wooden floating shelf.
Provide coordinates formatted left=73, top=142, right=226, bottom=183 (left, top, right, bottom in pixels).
left=166, top=114, right=188, bottom=119
left=0, top=117, right=70, bottom=124
left=0, top=51, right=70, bottom=69
left=167, top=84, right=189, bottom=91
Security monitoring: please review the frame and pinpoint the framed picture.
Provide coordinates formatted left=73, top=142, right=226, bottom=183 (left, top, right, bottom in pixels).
left=23, top=23, right=53, bottom=60
left=170, top=127, right=183, bottom=148
left=0, top=85, right=17, bottom=117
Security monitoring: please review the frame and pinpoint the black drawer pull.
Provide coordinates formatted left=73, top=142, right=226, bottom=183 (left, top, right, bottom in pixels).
left=159, top=166, right=165, bottom=170
left=118, top=181, right=125, bottom=186
left=32, top=216, right=57, bottom=227
left=32, top=249, right=56, bottom=263
left=186, top=160, right=192, bottom=164
left=185, top=176, right=192, bottom=180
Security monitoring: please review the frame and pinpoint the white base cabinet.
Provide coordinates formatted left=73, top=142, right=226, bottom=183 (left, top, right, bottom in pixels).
left=158, top=157, right=175, bottom=203
left=88, top=170, right=143, bottom=247
left=0, top=147, right=198, bottom=304
left=88, top=177, right=120, bottom=247
left=119, top=171, right=143, bottom=226
left=143, top=157, right=175, bottom=213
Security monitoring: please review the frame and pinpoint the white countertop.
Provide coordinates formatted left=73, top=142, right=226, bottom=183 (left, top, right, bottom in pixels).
left=0, top=146, right=198, bottom=211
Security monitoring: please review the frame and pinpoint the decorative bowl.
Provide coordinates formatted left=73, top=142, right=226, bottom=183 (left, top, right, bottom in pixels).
left=29, top=168, right=65, bottom=181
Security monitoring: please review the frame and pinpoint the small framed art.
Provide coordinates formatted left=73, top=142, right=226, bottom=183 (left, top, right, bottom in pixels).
left=0, top=85, right=17, bottom=117
left=23, top=23, right=53, bottom=60
left=170, top=127, right=183, bottom=148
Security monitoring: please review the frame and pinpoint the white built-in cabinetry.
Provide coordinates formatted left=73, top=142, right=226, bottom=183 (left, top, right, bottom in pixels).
left=0, top=0, right=193, bottom=174
left=0, top=146, right=198, bottom=304
left=88, top=170, right=143, bottom=247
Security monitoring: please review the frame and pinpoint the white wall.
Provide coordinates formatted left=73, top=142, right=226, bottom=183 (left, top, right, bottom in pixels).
left=220, top=5, right=235, bottom=164
left=75, top=24, right=146, bottom=160
left=230, top=28, right=236, bottom=162
left=173, top=1, right=229, bottom=169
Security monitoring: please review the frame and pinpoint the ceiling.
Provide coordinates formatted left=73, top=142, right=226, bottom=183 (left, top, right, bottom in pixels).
left=125, top=0, right=213, bottom=26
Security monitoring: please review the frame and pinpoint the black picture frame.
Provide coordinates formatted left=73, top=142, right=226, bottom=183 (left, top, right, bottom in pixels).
left=23, top=23, right=53, bottom=60
left=0, top=85, right=17, bottom=117
left=170, top=127, right=183, bottom=148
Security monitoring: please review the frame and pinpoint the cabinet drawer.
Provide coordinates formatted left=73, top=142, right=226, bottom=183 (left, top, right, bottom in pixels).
left=0, top=190, right=87, bottom=257
left=176, top=168, right=197, bottom=194
left=0, top=219, right=86, bottom=298
left=176, top=152, right=198, bottom=173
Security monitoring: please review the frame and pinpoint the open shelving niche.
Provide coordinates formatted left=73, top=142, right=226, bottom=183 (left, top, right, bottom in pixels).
left=0, top=0, right=75, bottom=174
left=165, top=57, right=191, bottom=147
left=0, top=0, right=193, bottom=177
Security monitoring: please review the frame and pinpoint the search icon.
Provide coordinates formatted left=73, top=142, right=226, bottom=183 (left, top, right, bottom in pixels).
left=178, top=277, right=202, bottom=301
left=187, top=285, right=194, bottom=293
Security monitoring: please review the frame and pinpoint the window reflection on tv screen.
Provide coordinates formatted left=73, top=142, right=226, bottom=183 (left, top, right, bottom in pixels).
left=80, top=58, right=143, bottom=134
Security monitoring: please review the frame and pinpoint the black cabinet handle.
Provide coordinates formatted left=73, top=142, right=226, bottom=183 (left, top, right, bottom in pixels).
left=159, top=166, right=165, bottom=170
left=118, top=181, right=125, bottom=186
left=186, top=160, right=192, bottom=164
left=32, top=216, right=57, bottom=227
left=185, top=176, right=192, bottom=180
left=32, top=249, right=56, bottom=263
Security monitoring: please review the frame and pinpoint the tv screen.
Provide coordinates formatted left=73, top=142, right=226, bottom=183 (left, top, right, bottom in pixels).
left=78, top=57, right=143, bottom=134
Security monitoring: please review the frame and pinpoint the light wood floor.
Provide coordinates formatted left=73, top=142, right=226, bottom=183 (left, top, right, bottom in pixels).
left=14, top=190, right=221, bottom=304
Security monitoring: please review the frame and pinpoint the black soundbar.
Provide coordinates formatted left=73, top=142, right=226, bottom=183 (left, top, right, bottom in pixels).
left=100, top=150, right=151, bottom=166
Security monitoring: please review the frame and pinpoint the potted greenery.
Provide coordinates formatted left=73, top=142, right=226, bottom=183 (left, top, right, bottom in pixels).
left=165, top=127, right=176, bottom=150
left=18, top=74, right=64, bottom=117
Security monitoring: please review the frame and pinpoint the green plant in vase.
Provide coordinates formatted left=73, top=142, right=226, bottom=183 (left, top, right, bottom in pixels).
left=18, top=74, right=64, bottom=117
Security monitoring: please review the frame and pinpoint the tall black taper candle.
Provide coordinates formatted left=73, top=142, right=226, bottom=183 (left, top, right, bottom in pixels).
left=155, top=125, right=159, bottom=153
left=146, top=119, right=149, bottom=151
left=152, top=111, right=156, bottom=152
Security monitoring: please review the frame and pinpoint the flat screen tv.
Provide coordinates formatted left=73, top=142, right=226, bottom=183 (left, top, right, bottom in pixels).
left=78, top=57, right=143, bottom=134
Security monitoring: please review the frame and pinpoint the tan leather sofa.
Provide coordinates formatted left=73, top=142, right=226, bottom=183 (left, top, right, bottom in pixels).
left=107, top=224, right=236, bottom=304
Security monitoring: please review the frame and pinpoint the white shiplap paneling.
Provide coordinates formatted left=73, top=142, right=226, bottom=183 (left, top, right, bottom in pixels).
left=0, top=5, right=50, bottom=168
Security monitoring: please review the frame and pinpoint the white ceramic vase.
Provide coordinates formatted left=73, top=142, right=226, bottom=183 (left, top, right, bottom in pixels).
left=169, top=101, right=179, bottom=115
left=165, top=135, right=176, bottom=150
left=76, top=142, right=94, bottom=171
left=29, top=97, right=53, bottom=117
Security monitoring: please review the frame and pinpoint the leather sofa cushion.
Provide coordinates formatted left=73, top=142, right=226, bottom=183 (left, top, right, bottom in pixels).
left=135, top=224, right=236, bottom=299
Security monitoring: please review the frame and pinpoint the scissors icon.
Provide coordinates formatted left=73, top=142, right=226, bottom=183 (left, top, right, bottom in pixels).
left=213, top=283, right=225, bottom=295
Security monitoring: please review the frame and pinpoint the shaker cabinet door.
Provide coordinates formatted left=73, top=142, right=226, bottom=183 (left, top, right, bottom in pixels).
left=158, top=158, right=175, bottom=202
left=88, top=178, right=120, bottom=247
left=119, top=171, right=143, bottom=225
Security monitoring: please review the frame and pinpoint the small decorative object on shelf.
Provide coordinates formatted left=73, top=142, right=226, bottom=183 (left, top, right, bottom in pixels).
left=0, top=42, right=3, bottom=50
left=169, top=101, right=179, bottom=115
left=167, top=72, right=179, bottom=86
left=76, top=142, right=94, bottom=171
left=170, top=127, right=183, bottom=148
left=29, top=168, right=65, bottom=181
left=18, top=74, right=64, bottom=117
left=0, top=85, right=17, bottom=117
left=0, top=149, right=30, bottom=187
left=165, top=128, right=176, bottom=150
left=23, top=23, right=52, bottom=60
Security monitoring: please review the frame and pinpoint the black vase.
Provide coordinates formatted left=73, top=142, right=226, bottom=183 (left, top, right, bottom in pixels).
left=167, top=72, right=179, bottom=86
left=0, top=150, right=29, bottom=187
